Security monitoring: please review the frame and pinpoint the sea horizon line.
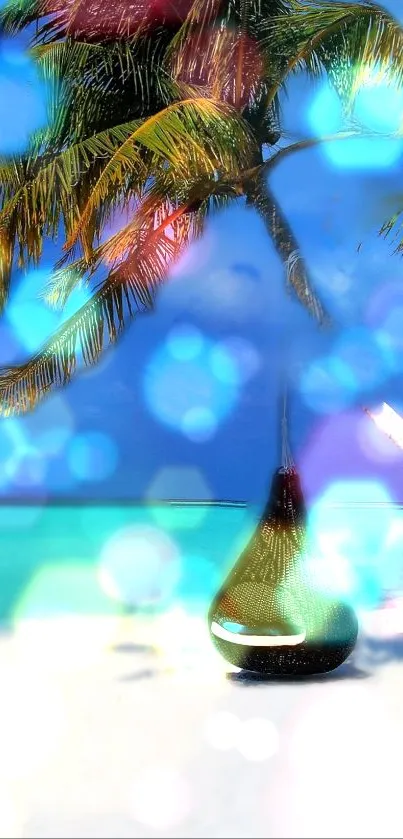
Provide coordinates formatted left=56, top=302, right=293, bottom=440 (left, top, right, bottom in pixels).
left=0, top=497, right=402, bottom=509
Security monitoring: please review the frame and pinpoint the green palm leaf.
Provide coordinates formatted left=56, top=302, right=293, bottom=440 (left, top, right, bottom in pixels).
left=0, top=121, right=150, bottom=270
left=42, top=170, right=240, bottom=309
left=260, top=1, right=403, bottom=108
left=0, top=198, right=204, bottom=415
left=0, top=95, right=251, bottom=294
left=64, top=97, right=257, bottom=250
left=32, top=37, right=188, bottom=147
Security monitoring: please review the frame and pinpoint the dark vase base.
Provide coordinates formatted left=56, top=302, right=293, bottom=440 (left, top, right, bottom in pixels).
left=209, top=602, right=359, bottom=676
left=210, top=635, right=358, bottom=676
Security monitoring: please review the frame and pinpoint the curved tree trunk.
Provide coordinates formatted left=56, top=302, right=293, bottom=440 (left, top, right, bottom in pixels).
left=244, top=170, right=330, bottom=327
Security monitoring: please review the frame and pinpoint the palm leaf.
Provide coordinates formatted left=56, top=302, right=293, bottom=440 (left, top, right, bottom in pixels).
left=42, top=167, right=240, bottom=309
left=0, top=0, right=71, bottom=44
left=164, top=0, right=223, bottom=73
left=260, top=0, right=403, bottom=109
left=0, top=198, right=205, bottom=415
left=32, top=37, right=187, bottom=146
left=64, top=97, right=257, bottom=251
left=0, top=0, right=47, bottom=33
left=0, top=223, right=16, bottom=312
left=0, top=120, right=154, bottom=272
left=380, top=206, right=403, bottom=252
left=0, top=97, right=252, bottom=273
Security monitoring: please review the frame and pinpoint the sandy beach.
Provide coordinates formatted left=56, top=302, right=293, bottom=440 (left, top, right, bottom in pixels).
left=0, top=610, right=401, bottom=839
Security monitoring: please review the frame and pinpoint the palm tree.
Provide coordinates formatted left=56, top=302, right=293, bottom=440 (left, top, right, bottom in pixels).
left=0, top=0, right=402, bottom=414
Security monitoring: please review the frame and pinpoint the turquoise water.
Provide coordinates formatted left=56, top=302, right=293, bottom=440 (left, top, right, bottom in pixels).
left=0, top=503, right=256, bottom=626
left=2, top=501, right=403, bottom=627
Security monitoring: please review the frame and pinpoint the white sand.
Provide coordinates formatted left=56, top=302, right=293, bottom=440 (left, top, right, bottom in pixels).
left=0, top=612, right=402, bottom=839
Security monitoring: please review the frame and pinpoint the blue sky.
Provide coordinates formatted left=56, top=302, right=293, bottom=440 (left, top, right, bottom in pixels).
left=1, top=1, right=403, bottom=504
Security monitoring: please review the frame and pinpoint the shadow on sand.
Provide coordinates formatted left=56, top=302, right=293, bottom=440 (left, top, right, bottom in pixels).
left=118, top=668, right=159, bottom=682
left=112, top=640, right=160, bottom=682
left=227, top=660, right=371, bottom=686
left=111, top=642, right=157, bottom=655
left=362, top=636, right=403, bottom=664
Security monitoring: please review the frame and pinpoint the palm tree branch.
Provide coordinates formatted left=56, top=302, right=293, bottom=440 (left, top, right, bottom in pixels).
left=259, top=1, right=403, bottom=111
left=0, top=198, right=205, bottom=415
left=245, top=170, right=330, bottom=324
left=63, top=97, right=257, bottom=251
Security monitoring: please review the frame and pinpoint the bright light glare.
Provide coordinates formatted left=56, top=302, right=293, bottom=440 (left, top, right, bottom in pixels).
left=98, top=526, right=181, bottom=609
left=236, top=718, right=279, bottom=762
left=14, top=615, right=120, bottom=674
left=154, top=607, right=230, bottom=680
left=365, top=403, right=403, bottom=450
left=204, top=711, right=241, bottom=751
left=0, top=788, right=24, bottom=838
left=276, top=682, right=403, bottom=838
left=0, top=666, right=66, bottom=780
left=129, top=766, right=192, bottom=831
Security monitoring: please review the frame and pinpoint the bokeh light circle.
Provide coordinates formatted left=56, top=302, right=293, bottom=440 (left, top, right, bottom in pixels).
left=306, top=554, right=357, bottom=600
left=376, top=309, right=403, bottom=373
left=204, top=711, right=241, bottom=751
left=128, top=766, right=192, bottom=831
left=0, top=416, right=50, bottom=494
left=299, top=327, right=392, bottom=413
left=98, top=525, right=181, bottom=610
left=181, top=406, right=218, bottom=442
left=236, top=717, right=279, bottom=762
left=299, top=355, right=355, bottom=414
left=366, top=280, right=403, bottom=326
left=7, top=268, right=91, bottom=355
left=176, top=553, right=221, bottom=614
left=0, top=43, right=48, bottom=155
left=354, top=72, right=403, bottom=135
left=211, top=337, right=261, bottom=385
left=332, top=327, right=390, bottom=394
left=209, top=344, right=241, bottom=387
left=308, top=480, right=396, bottom=609
left=166, top=323, right=204, bottom=361
left=5, top=445, right=46, bottom=489
left=143, top=325, right=241, bottom=441
left=67, top=431, right=119, bottom=482
left=308, top=81, right=403, bottom=170
left=27, top=395, right=75, bottom=458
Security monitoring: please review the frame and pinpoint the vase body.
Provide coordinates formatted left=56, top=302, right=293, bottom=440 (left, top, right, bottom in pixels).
left=208, top=467, right=358, bottom=676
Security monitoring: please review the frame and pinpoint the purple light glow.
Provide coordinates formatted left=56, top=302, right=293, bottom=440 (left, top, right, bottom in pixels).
left=299, top=409, right=403, bottom=505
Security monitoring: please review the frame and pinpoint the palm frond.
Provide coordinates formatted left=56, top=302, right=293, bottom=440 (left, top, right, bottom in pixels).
left=64, top=97, right=257, bottom=251
left=0, top=198, right=205, bottom=415
left=260, top=1, right=403, bottom=108
left=32, top=37, right=186, bottom=146
left=0, top=0, right=46, bottom=33
left=0, top=223, right=15, bottom=312
left=380, top=206, right=403, bottom=252
left=246, top=172, right=330, bottom=325
left=0, top=0, right=71, bottom=44
left=0, top=119, right=154, bottom=273
left=164, top=0, right=223, bottom=74
left=42, top=168, right=240, bottom=310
